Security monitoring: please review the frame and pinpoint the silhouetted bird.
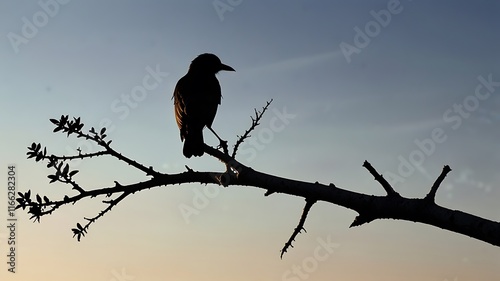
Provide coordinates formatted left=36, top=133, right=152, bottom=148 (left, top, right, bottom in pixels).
left=173, top=53, right=235, bottom=158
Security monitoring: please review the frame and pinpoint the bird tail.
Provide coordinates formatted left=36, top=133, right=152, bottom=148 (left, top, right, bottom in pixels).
left=183, top=128, right=204, bottom=158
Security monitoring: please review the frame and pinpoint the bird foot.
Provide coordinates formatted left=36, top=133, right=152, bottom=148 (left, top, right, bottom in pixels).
left=217, top=140, right=229, bottom=154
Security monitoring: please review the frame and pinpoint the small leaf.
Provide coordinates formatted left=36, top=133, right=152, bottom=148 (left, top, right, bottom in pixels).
left=43, top=196, right=50, bottom=203
left=47, top=174, right=58, bottom=183
left=77, top=223, right=83, bottom=230
left=100, top=127, right=106, bottom=135
left=69, top=170, right=79, bottom=177
left=50, top=118, right=59, bottom=125
left=71, top=228, right=81, bottom=241
left=36, top=194, right=42, bottom=204
left=63, top=164, right=69, bottom=175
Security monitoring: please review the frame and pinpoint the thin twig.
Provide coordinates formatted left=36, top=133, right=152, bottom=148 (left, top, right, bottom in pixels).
left=72, top=191, right=131, bottom=241
left=424, top=165, right=452, bottom=203
left=363, top=160, right=400, bottom=197
left=232, top=99, right=273, bottom=158
left=281, top=198, right=316, bottom=258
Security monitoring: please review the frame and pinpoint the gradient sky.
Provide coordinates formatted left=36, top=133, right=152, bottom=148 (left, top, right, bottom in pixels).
left=1, top=1, right=499, bottom=280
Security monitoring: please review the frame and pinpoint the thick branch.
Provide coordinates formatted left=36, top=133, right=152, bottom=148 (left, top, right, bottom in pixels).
left=202, top=148, right=500, bottom=247
left=22, top=147, right=500, bottom=248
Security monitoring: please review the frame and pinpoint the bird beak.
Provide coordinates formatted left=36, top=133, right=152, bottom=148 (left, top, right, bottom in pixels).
left=220, top=63, right=235, bottom=71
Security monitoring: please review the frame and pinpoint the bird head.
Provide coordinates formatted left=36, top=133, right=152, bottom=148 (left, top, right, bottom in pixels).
left=189, top=53, right=235, bottom=74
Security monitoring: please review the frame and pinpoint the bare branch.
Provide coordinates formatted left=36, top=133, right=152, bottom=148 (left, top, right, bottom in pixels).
left=40, top=116, right=161, bottom=177
left=362, top=160, right=400, bottom=197
left=51, top=151, right=109, bottom=160
left=231, top=99, right=273, bottom=158
left=73, top=191, right=131, bottom=241
left=281, top=198, right=316, bottom=258
left=424, top=165, right=452, bottom=203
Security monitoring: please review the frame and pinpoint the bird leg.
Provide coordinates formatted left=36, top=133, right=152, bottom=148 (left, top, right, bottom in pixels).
left=208, top=126, right=228, bottom=154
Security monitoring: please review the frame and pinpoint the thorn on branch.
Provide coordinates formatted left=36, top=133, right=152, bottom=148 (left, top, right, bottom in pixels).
left=350, top=213, right=376, bottom=228
left=424, top=165, right=452, bottom=203
left=264, top=190, right=275, bottom=196
left=232, top=99, right=273, bottom=158
left=363, top=160, right=400, bottom=197
left=281, top=198, right=316, bottom=258
left=114, top=181, right=122, bottom=187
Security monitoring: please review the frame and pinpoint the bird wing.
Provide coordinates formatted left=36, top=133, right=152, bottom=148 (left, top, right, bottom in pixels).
left=173, top=74, right=222, bottom=140
left=173, top=76, right=189, bottom=140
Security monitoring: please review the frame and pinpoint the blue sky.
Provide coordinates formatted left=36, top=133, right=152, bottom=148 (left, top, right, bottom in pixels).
left=0, top=1, right=499, bottom=280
